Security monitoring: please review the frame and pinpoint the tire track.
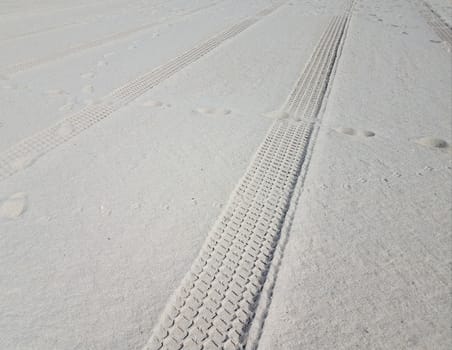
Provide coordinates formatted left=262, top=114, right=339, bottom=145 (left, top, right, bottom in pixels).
left=0, top=0, right=226, bottom=75
left=0, top=1, right=158, bottom=43
left=244, top=9, right=354, bottom=350
left=147, top=120, right=313, bottom=350
left=417, top=0, right=452, bottom=46
left=144, top=3, right=354, bottom=349
left=0, top=0, right=119, bottom=18
left=285, top=17, right=344, bottom=118
left=0, top=1, right=286, bottom=182
left=0, top=0, right=227, bottom=43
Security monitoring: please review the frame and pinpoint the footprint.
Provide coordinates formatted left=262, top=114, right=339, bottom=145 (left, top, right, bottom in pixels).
left=0, top=192, right=27, bottom=219
left=195, top=107, right=215, bottom=114
left=263, top=110, right=290, bottom=120
left=219, top=108, right=232, bottom=115
left=141, top=100, right=163, bottom=107
left=342, top=183, right=352, bottom=190
left=335, top=127, right=356, bottom=135
left=335, top=127, right=375, bottom=137
left=195, top=107, right=231, bottom=115
left=357, top=130, right=376, bottom=137
left=82, top=85, right=94, bottom=94
left=81, top=72, right=95, bottom=79
left=415, top=137, right=449, bottom=149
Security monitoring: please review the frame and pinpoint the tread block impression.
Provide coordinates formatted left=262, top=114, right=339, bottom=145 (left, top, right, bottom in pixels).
left=145, top=2, right=354, bottom=348
left=145, top=120, right=313, bottom=350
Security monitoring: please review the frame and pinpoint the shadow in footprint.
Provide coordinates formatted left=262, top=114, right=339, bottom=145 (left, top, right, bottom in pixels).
left=141, top=100, right=163, bottom=107
left=263, top=110, right=290, bottom=120
left=335, top=127, right=375, bottom=137
left=194, top=107, right=231, bottom=116
left=415, top=137, right=449, bottom=149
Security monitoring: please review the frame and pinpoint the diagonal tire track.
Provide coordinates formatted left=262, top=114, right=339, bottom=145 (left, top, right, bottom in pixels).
left=1, top=0, right=227, bottom=75
left=0, top=1, right=152, bottom=43
left=0, top=1, right=286, bottom=182
left=0, top=0, right=202, bottom=43
left=144, top=2, right=355, bottom=349
left=416, top=0, right=452, bottom=46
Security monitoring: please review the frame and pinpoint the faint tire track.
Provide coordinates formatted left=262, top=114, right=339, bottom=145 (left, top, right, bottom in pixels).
left=0, top=0, right=128, bottom=18
left=0, top=2, right=156, bottom=43
left=144, top=2, right=354, bottom=349
left=417, top=0, right=452, bottom=46
left=0, top=0, right=226, bottom=75
left=0, top=1, right=287, bottom=182
left=0, top=0, right=227, bottom=43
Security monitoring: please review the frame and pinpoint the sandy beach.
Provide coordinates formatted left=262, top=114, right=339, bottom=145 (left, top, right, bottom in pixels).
left=0, top=1, right=451, bottom=349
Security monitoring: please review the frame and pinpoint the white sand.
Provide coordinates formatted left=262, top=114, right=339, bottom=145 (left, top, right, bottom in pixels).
left=259, top=0, right=452, bottom=349
left=0, top=0, right=450, bottom=349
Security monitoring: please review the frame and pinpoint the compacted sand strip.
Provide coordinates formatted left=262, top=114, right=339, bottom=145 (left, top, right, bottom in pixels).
left=145, top=3, right=354, bottom=349
left=0, top=1, right=285, bottom=182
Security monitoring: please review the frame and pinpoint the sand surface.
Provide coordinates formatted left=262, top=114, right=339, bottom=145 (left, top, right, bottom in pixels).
left=0, top=0, right=450, bottom=349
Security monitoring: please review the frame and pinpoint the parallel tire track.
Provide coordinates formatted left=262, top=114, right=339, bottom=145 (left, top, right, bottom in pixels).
left=0, top=0, right=226, bottom=75
left=0, top=1, right=160, bottom=43
left=418, top=0, right=452, bottom=46
left=3, top=20, right=161, bottom=74
left=144, top=3, right=354, bottom=349
left=0, top=0, right=117, bottom=18
left=0, top=1, right=286, bottom=182
left=0, top=0, right=207, bottom=42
